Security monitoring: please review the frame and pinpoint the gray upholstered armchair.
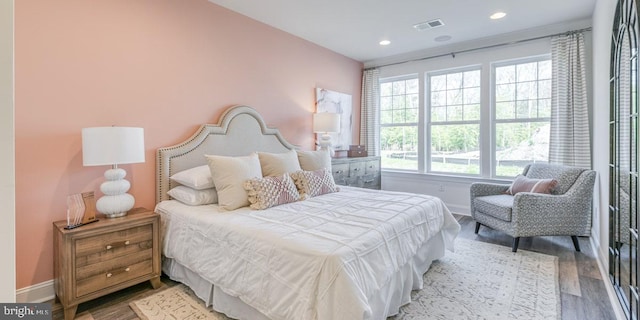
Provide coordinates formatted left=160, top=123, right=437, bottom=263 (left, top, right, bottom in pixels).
left=470, top=163, right=596, bottom=252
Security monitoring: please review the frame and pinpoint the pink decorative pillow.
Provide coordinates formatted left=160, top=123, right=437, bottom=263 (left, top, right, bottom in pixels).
left=507, top=175, right=558, bottom=195
left=243, top=174, right=301, bottom=210
left=290, top=168, right=339, bottom=198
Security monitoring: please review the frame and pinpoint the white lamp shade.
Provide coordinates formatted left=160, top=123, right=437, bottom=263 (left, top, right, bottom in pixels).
left=313, top=112, right=341, bottom=133
left=82, top=127, right=145, bottom=166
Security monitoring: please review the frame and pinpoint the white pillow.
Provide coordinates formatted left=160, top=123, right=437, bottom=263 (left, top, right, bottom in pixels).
left=206, top=153, right=263, bottom=211
left=169, top=165, right=214, bottom=190
left=244, top=174, right=300, bottom=210
left=257, top=150, right=302, bottom=176
left=167, top=186, right=218, bottom=206
left=296, top=149, right=331, bottom=171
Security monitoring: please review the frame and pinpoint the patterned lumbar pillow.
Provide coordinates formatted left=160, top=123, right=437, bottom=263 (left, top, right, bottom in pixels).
left=290, top=168, right=339, bottom=198
left=507, top=174, right=558, bottom=195
left=244, top=173, right=301, bottom=210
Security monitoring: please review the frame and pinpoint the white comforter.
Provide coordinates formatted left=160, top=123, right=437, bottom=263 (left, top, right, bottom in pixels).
left=157, top=187, right=460, bottom=320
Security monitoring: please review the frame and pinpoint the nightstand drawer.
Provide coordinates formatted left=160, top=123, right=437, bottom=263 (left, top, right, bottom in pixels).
left=75, top=224, right=153, bottom=257
left=76, top=258, right=154, bottom=297
left=76, top=247, right=154, bottom=281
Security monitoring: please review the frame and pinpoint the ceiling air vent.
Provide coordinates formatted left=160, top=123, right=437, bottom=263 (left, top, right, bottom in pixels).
left=413, top=19, right=445, bottom=31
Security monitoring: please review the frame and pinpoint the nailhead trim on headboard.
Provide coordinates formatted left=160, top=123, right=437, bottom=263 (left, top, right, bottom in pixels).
left=156, top=105, right=297, bottom=203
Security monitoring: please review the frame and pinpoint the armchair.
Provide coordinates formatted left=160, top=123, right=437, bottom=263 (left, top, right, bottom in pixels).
left=470, top=163, right=596, bottom=252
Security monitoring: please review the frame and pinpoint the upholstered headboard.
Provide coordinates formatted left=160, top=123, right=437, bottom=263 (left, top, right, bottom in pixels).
left=156, top=105, right=296, bottom=203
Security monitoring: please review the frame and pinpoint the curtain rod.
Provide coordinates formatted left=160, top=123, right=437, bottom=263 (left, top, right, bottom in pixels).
left=364, top=27, right=592, bottom=71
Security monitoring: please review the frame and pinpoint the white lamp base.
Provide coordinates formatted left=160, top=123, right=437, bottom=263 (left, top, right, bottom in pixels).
left=96, top=168, right=135, bottom=218
left=318, top=134, right=335, bottom=157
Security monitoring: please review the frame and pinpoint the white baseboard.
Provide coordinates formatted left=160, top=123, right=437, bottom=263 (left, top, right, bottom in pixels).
left=590, top=236, right=626, bottom=320
left=16, top=280, right=55, bottom=303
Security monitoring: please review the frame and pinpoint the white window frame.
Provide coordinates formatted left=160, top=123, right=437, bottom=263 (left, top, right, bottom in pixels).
left=490, top=54, right=552, bottom=178
left=426, top=65, right=483, bottom=176
left=377, top=54, right=552, bottom=180
left=379, top=74, right=420, bottom=171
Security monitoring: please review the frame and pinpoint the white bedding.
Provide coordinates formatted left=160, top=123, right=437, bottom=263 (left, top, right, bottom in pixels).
left=156, top=186, right=460, bottom=320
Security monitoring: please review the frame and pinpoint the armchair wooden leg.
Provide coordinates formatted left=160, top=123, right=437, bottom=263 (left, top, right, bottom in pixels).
left=571, top=236, right=581, bottom=252
left=475, top=222, right=481, bottom=234
left=512, top=237, right=520, bottom=252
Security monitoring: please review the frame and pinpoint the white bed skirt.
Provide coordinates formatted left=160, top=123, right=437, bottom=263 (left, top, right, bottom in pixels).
left=162, top=229, right=448, bottom=320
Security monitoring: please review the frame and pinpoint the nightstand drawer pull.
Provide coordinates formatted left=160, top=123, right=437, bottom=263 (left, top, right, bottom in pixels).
left=105, top=240, right=130, bottom=250
left=106, top=267, right=131, bottom=278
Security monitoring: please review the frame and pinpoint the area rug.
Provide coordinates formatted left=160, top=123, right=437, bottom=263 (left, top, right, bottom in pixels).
left=131, top=238, right=560, bottom=320
left=390, top=238, right=560, bottom=320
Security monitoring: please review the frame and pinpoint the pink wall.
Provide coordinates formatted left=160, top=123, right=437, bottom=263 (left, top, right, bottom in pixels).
left=15, top=0, right=362, bottom=289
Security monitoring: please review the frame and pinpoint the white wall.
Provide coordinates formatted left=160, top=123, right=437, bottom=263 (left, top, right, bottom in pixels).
left=592, top=0, right=616, bottom=270
left=0, top=0, right=15, bottom=303
left=592, top=0, right=623, bottom=318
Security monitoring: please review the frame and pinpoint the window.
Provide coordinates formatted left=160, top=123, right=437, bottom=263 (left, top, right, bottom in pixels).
left=428, top=68, right=481, bottom=175
left=378, top=55, right=551, bottom=179
left=380, top=76, right=419, bottom=170
left=493, top=58, right=551, bottom=176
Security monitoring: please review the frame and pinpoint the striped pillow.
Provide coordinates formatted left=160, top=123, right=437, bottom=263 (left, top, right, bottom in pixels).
left=244, top=174, right=301, bottom=210
left=507, top=175, right=558, bottom=195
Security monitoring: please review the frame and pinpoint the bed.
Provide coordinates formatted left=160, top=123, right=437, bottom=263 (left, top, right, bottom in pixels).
left=155, top=105, right=460, bottom=320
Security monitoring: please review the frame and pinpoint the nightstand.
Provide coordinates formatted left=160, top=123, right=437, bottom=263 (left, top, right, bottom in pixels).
left=53, top=208, right=161, bottom=320
left=331, top=156, right=381, bottom=190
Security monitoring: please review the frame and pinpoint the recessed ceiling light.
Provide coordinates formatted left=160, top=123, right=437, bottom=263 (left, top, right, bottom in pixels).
left=435, top=35, right=452, bottom=42
left=379, top=40, right=391, bottom=46
left=490, top=12, right=506, bottom=20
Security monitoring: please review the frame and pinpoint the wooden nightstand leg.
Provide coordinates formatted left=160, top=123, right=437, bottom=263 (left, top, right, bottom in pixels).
left=149, top=276, right=162, bottom=289
left=63, top=304, right=78, bottom=320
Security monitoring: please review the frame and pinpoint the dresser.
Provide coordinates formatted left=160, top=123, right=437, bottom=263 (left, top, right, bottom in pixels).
left=53, top=208, right=161, bottom=320
left=331, top=156, right=381, bottom=190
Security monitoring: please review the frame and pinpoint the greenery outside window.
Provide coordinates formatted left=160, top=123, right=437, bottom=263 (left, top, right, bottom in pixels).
left=380, top=76, right=419, bottom=170
left=428, top=68, right=481, bottom=175
left=493, top=57, right=552, bottom=177
left=378, top=55, right=551, bottom=179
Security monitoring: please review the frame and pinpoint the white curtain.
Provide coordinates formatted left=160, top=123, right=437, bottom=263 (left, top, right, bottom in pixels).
left=360, top=69, right=380, bottom=156
left=549, top=32, right=591, bottom=168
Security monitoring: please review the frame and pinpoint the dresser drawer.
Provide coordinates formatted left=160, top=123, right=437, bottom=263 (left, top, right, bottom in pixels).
left=331, top=156, right=381, bottom=190
left=332, top=163, right=350, bottom=185
left=348, top=162, right=366, bottom=178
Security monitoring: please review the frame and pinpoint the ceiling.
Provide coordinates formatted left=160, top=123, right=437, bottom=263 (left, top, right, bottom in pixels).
left=208, top=0, right=596, bottom=63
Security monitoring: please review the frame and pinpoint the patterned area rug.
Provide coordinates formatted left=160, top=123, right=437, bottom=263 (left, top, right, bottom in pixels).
left=130, top=238, right=559, bottom=320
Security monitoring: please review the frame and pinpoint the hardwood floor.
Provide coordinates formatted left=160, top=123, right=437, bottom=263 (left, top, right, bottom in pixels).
left=50, top=214, right=618, bottom=320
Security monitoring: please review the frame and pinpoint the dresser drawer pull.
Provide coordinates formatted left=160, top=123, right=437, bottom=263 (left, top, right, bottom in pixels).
left=335, top=170, right=343, bottom=174
left=105, top=240, right=130, bottom=250
left=106, top=267, right=131, bottom=278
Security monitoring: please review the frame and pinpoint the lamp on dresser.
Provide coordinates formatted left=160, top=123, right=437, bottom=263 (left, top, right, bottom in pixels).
left=82, top=126, right=145, bottom=218
left=313, top=112, right=340, bottom=157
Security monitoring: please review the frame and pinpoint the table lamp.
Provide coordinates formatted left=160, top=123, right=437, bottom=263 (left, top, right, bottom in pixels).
left=313, top=112, right=341, bottom=156
left=82, top=127, right=145, bottom=218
